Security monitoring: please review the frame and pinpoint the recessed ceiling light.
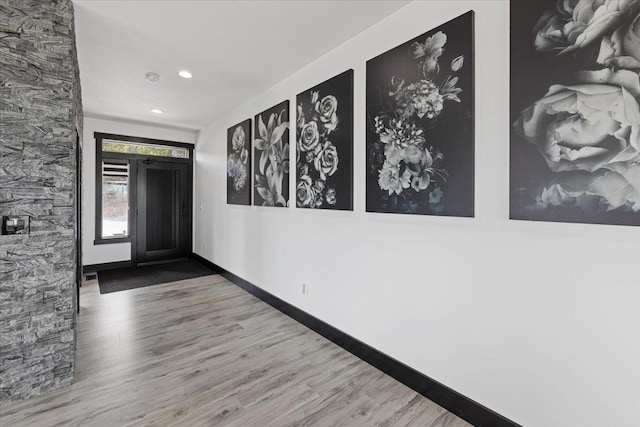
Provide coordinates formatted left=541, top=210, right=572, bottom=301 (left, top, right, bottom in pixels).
left=151, top=108, right=163, bottom=114
left=145, top=72, right=160, bottom=82
left=178, top=70, right=192, bottom=79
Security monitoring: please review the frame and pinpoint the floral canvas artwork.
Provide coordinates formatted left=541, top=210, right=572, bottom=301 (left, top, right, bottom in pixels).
left=511, top=0, right=640, bottom=226
left=227, top=119, right=252, bottom=205
left=366, top=11, right=474, bottom=216
left=296, top=70, right=353, bottom=210
left=254, top=101, right=290, bottom=207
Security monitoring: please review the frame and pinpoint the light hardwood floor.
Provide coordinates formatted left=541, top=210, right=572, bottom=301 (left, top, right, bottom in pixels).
left=0, top=274, right=471, bottom=426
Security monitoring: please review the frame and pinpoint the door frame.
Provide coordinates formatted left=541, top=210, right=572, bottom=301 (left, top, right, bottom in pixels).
left=76, top=131, right=82, bottom=313
left=94, top=132, right=194, bottom=267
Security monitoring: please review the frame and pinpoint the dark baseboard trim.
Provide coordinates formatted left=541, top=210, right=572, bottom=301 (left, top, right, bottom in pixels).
left=190, top=253, right=222, bottom=273
left=190, top=253, right=520, bottom=427
left=82, top=260, right=132, bottom=274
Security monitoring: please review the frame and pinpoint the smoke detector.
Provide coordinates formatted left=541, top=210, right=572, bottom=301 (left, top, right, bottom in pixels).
left=145, top=72, right=160, bottom=82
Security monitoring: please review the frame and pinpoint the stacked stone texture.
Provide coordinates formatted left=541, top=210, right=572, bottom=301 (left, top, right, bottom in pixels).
left=0, top=0, right=82, bottom=400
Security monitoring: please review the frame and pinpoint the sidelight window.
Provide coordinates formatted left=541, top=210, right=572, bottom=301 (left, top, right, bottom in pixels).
left=101, top=161, right=129, bottom=238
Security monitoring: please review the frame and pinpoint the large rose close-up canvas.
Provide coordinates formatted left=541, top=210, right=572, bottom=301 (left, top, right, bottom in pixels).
left=253, top=101, right=290, bottom=207
left=511, top=0, right=640, bottom=225
left=227, top=119, right=252, bottom=205
left=296, top=70, right=353, bottom=210
left=365, top=11, right=474, bottom=216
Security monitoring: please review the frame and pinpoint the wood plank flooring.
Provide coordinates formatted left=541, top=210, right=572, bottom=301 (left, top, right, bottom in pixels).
left=0, top=274, right=471, bottom=426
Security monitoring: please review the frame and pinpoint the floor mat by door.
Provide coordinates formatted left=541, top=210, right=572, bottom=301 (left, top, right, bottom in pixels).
left=97, top=259, right=217, bottom=294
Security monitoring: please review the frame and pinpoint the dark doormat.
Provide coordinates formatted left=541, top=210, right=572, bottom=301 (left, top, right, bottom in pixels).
left=98, top=259, right=218, bottom=294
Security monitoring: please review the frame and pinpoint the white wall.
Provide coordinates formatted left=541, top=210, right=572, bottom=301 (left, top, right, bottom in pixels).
left=82, top=116, right=197, bottom=266
left=193, top=2, right=640, bottom=426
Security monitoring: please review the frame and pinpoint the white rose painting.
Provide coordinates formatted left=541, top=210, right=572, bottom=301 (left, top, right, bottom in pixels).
left=511, top=0, right=640, bottom=225
left=366, top=11, right=474, bottom=216
left=296, top=70, right=353, bottom=210
left=227, top=119, right=251, bottom=205
left=254, top=101, right=290, bottom=207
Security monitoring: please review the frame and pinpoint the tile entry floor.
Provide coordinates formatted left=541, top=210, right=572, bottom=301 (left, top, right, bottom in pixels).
left=0, top=274, right=472, bottom=426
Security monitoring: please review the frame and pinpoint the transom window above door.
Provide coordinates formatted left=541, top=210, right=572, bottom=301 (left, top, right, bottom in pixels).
left=102, top=140, right=189, bottom=159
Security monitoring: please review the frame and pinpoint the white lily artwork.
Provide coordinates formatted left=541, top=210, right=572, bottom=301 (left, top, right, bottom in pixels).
left=511, top=0, right=640, bottom=226
left=253, top=101, right=290, bottom=207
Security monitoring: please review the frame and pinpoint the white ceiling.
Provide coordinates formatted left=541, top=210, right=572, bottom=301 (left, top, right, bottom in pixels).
left=73, top=0, right=410, bottom=131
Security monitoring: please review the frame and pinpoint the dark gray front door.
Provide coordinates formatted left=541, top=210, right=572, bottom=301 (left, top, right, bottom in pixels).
left=136, top=160, right=190, bottom=264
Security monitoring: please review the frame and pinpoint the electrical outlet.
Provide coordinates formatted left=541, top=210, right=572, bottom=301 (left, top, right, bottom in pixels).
left=302, top=283, right=309, bottom=295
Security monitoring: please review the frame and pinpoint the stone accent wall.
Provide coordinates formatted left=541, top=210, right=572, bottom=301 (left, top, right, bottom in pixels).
left=0, top=0, right=82, bottom=400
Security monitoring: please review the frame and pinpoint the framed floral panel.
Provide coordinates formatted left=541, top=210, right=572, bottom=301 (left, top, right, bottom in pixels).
left=366, top=11, right=474, bottom=216
left=296, top=70, right=354, bottom=210
left=227, top=119, right=252, bottom=205
left=253, top=101, right=290, bottom=207
left=510, top=1, right=640, bottom=226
